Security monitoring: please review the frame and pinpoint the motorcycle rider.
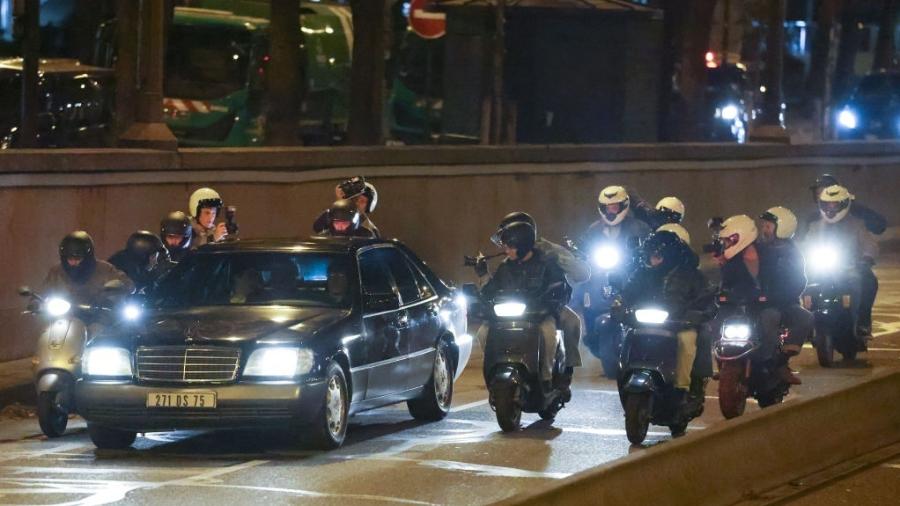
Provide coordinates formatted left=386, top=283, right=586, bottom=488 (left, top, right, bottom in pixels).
left=758, top=206, right=812, bottom=384
left=621, top=228, right=715, bottom=405
left=316, top=199, right=377, bottom=238
left=584, top=185, right=653, bottom=246
left=481, top=221, right=569, bottom=389
left=314, top=176, right=380, bottom=238
left=807, top=185, right=878, bottom=344
left=39, top=231, right=134, bottom=310
left=108, top=231, right=174, bottom=291
left=160, top=211, right=193, bottom=262
left=490, top=212, right=590, bottom=377
left=189, top=187, right=229, bottom=248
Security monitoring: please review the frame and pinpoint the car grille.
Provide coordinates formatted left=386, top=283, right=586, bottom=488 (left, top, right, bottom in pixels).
left=136, top=346, right=241, bottom=384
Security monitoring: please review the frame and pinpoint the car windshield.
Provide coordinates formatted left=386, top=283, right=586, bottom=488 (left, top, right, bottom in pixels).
left=149, top=252, right=354, bottom=309
left=165, top=25, right=253, bottom=100
left=854, top=74, right=900, bottom=99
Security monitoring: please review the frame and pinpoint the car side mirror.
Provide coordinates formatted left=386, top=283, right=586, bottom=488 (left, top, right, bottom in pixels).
left=462, top=283, right=479, bottom=299
left=366, top=292, right=400, bottom=313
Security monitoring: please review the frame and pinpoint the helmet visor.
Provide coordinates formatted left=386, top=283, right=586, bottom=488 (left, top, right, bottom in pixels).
left=332, top=220, right=352, bottom=233
left=819, top=200, right=846, bottom=217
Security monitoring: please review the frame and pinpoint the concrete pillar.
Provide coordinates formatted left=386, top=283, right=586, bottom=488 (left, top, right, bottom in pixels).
left=17, top=0, right=40, bottom=148
left=751, top=0, right=791, bottom=142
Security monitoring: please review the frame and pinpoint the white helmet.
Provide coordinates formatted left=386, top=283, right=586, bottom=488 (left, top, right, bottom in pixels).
left=597, top=185, right=630, bottom=226
left=656, top=223, right=691, bottom=245
left=189, top=187, right=223, bottom=219
left=818, top=185, right=852, bottom=224
left=718, top=214, right=758, bottom=260
left=655, top=196, right=685, bottom=223
left=761, top=206, right=798, bottom=239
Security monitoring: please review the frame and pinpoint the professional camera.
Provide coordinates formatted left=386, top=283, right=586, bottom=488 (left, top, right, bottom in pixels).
left=338, top=176, right=367, bottom=199
left=702, top=216, right=725, bottom=255
left=225, top=205, right=239, bottom=236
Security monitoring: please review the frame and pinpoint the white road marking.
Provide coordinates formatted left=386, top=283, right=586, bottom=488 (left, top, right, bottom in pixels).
left=882, top=463, right=900, bottom=470
left=450, top=398, right=489, bottom=412
left=341, top=455, right=571, bottom=480
left=0, top=443, right=92, bottom=464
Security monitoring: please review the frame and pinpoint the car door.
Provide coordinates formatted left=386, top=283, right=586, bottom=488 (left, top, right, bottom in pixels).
left=358, top=247, right=409, bottom=401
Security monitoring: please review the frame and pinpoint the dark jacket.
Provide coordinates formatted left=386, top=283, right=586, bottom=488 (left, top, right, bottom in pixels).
left=719, top=247, right=762, bottom=304
left=804, top=202, right=886, bottom=236
left=481, top=249, right=569, bottom=309
left=108, top=250, right=175, bottom=291
left=758, top=240, right=807, bottom=308
left=41, top=260, right=134, bottom=307
left=582, top=214, right=652, bottom=248
left=622, top=259, right=715, bottom=325
left=313, top=211, right=380, bottom=238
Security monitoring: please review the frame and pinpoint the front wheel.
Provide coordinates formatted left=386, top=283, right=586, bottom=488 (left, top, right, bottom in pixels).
left=305, top=363, right=349, bottom=450
left=492, top=382, right=522, bottom=432
left=87, top=423, right=136, bottom=449
left=408, top=341, right=454, bottom=421
left=717, top=360, right=748, bottom=419
left=815, top=331, right=835, bottom=368
left=37, top=391, right=68, bottom=438
left=624, top=393, right=652, bottom=445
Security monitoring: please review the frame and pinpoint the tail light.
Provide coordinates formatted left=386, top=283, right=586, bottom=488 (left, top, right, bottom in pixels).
left=802, top=295, right=812, bottom=310
left=842, top=295, right=851, bottom=308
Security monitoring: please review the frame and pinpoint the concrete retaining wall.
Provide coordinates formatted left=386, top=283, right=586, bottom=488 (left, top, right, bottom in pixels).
left=1, top=142, right=899, bottom=361
left=496, top=368, right=900, bottom=506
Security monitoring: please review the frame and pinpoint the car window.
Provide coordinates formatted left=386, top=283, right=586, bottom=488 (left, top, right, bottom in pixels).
left=403, top=253, right=436, bottom=300
left=381, top=248, right=421, bottom=304
left=358, top=248, right=396, bottom=296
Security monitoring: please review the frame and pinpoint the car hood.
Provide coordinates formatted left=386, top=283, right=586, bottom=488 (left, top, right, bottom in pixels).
left=111, top=306, right=349, bottom=347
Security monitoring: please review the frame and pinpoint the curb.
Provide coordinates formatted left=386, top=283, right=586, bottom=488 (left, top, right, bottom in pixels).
left=496, top=368, right=900, bottom=506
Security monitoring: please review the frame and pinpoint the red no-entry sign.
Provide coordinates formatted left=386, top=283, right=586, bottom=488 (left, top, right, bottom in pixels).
left=408, top=0, right=446, bottom=39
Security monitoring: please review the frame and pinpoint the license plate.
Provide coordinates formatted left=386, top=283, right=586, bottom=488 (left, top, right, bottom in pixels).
left=147, top=392, right=217, bottom=409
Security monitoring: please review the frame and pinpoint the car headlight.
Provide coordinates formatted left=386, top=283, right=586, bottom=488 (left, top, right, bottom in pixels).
left=592, top=246, right=621, bottom=270
left=243, top=347, right=314, bottom=378
left=808, top=245, right=841, bottom=273
left=83, top=347, right=133, bottom=377
left=122, top=303, right=142, bottom=321
left=722, top=323, right=751, bottom=342
left=838, top=109, right=858, bottom=130
left=635, top=309, right=669, bottom=324
left=720, top=103, right=739, bottom=121
left=494, top=302, right=527, bottom=317
left=45, top=297, right=71, bottom=317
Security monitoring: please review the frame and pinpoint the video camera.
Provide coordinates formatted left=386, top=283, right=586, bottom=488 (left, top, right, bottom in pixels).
left=338, top=176, right=367, bottom=199
left=225, top=205, right=239, bottom=236
left=702, top=216, right=725, bottom=255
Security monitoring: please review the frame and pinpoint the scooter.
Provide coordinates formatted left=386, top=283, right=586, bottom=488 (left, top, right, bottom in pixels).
left=714, top=294, right=791, bottom=419
left=18, top=282, right=129, bottom=437
left=464, top=282, right=571, bottom=432
left=617, top=305, right=707, bottom=444
left=804, top=243, right=864, bottom=366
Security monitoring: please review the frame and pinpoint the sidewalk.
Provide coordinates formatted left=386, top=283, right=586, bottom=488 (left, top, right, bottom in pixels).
left=0, top=358, right=34, bottom=409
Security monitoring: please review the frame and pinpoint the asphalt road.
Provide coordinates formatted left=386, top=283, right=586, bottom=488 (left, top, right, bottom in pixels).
left=0, top=259, right=897, bottom=505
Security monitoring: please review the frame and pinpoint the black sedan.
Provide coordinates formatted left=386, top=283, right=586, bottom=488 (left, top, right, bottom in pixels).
left=76, top=237, right=471, bottom=450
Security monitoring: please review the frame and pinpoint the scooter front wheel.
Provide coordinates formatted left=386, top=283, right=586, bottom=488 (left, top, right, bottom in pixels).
left=815, top=331, right=835, bottom=368
left=37, top=391, right=68, bottom=438
left=492, top=384, right=522, bottom=432
left=717, top=360, right=748, bottom=419
left=624, top=392, right=651, bottom=445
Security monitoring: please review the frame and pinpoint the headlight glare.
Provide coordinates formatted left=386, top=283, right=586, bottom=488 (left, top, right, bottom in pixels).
left=838, top=109, right=858, bottom=129
left=243, top=347, right=313, bottom=378
left=809, top=245, right=841, bottom=273
left=592, top=246, right=621, bottom=270
left=720, top=103, right=739, bottom=121
left=494, top=302, right=527, bottom=317
left=122, top=304, right=142, bottom=321
left=635, top=309, right=669, bottom=324
left=722, top=323, right=751, bottom=342
left=83, top=347, right=132, bottom=377
left=45, top=297, right=71, bottom=317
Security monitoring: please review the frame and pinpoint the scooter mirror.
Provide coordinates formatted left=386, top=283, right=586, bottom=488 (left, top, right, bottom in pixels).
left=17, top=286, right=33, bottom=297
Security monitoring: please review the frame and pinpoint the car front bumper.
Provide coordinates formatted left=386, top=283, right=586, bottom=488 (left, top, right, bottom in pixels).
left=76, top=379, right=328, bottom=432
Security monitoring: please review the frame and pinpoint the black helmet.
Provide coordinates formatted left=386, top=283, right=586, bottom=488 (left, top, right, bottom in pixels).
left=126, top=231, right=164, bottom=264
left=160, top=211, right=192, bottom=250
left=327, top=199, right=361, bottom=235
left=59, top=231, right=96, bottom=282
left=641, top=230, right=684, bottom=270
left=492, top=212, right=536, bottom=247
left=497, top=221, right=536, bottom=258
left=810, top=174, right=840, bottom=202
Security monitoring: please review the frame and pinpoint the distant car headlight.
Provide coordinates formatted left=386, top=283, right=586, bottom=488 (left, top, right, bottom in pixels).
left=720, top=103, right=740, bottom=121
left=45, top=297, right=71, bottom=317
left=635, top=309, right=669, bottom=324
left=122, top=303, right=142, bottom=321
left=838, top=109, right=858, bottom=130
left=722, top=323, right=752, bottom=343
left=808, top=245, right=841, bottom=273
left=83, top=347, right=132, bottom=377
left=494, top=302, right=527, bottom=317
left=592, top=245, right=621, bottom=270
left=243, top=347, right=314, bottom=378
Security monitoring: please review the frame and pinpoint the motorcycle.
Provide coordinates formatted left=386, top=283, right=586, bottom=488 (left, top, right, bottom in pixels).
left=714, top=293, right=791, bottom=419
left=571, top=237, right=636, bottom=379
left=617, top=305, right=708, bottom=444
left=18, top=282, right=132, bottom=437
left=463, top=281, right=571, bottom=432
left=803, top=243, right=863, bottom=366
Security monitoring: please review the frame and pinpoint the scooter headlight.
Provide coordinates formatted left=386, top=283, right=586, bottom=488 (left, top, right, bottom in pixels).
left=722, top=323, right=751, bottom=343
left=494, top=302, right=527, bottom=317
left=635, top=309, right=669, bottom=324
left=592, top=245, right=621, bottom=270
left=45, top=297, right=71, bottom=317
left=122, top=303, right=142, bottom=321
left=83, top=347, right=133, bottom=377
left=808, top=245, right=841, bottom=273
left=719, top=103, right=740, bottom=121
